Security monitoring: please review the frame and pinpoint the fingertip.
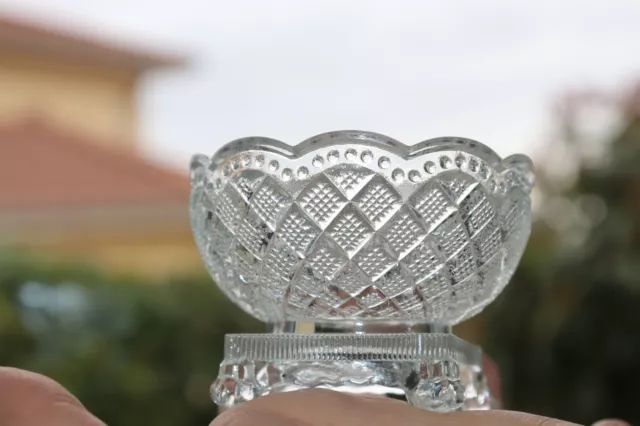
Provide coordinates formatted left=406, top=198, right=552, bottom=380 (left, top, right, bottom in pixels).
left=210, top=391, right=583, bottom=426
left=211, top=409, right=289, bottom=426
left=0, top=367, right=77, bottom=398
left=209, top=389, right=420, bottom=426
left=482, top=354, right=503, bottom=403
left=0, top=367, right=105, bottom=426
left=591, top=420, right=631, bottom=426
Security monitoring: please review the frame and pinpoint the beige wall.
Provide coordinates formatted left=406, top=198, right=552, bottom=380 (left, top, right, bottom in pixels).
left=1, top=207, right=202, bottom=279
left=55, top=233, right=204, bottom=279
left=9, top=226, right=203, bottom=279
left=0, top=51, right=138, bottom=150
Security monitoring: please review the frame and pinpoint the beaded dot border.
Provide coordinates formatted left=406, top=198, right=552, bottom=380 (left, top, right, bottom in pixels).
left=200, top=144, right=526, bottom=198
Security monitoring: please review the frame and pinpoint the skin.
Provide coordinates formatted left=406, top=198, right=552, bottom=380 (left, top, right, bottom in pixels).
left=0, top=367, right=628, bottom=426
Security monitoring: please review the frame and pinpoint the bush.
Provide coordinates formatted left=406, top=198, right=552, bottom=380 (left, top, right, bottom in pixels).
left=0, top=253, right=260, bottom=426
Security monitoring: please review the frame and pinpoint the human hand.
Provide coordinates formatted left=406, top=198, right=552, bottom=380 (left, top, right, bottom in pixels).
left=213, top=389, right=629, bottom=426
left=0, top=367, right=628, bottom=426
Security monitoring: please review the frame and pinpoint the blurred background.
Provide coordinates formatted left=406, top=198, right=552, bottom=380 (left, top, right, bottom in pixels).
left=1, top=1, right=640, bottom=424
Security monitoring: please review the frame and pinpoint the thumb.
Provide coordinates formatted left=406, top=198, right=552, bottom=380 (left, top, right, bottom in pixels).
left=0, top=367, right=105, bottom=426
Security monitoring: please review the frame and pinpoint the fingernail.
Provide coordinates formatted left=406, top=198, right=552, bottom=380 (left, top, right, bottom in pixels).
left=591, top=420, right=630, bottom=426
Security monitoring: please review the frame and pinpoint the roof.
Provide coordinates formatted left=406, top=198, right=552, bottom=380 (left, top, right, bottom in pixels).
left=0, top=13, right=185, bottom=72
left=0, top=119, right=190, bottom=211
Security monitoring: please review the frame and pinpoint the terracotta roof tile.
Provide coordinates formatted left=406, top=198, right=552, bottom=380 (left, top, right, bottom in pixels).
left=0, top=13, right=185, bottom=71
left=0, top=120, right=190, bottom=211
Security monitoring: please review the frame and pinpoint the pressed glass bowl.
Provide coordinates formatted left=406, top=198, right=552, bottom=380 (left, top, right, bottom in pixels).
left=189, top=130, right=534, bottom=411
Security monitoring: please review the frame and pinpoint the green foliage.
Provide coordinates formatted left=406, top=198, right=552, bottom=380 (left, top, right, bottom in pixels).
left=483, top=116, right=640, bottom=424
left=0, top=253, right=260, bottom=426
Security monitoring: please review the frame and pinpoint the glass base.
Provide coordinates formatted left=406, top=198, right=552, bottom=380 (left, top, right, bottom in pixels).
left=211, top=330, right=491, bottom=412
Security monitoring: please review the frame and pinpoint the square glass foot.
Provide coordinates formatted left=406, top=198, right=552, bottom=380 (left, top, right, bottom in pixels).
left=211, top=332, right=491, bottom=412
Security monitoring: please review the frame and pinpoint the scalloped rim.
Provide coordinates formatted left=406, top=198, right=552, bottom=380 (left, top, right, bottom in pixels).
left=191, top=130, right=534, bottom=198
left=200, top=130, right=531, bottom=175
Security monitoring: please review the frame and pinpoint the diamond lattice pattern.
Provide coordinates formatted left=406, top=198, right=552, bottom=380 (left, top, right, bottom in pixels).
left=197, top=166, right=527, bottom=323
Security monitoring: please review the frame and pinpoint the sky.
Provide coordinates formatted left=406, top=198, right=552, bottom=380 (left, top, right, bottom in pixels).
left=2, top=0, right=640, bottom=170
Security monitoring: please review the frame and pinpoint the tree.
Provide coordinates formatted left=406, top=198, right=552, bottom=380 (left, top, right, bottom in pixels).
left=484, top=83, right=640, bottom=424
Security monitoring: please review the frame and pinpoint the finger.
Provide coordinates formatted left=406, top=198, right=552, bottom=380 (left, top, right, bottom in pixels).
left=0, top=367, right=105, bottom=426
left=483, top=354, right=503, bottom=404
left=211, top=389, right=580, bottom=426
left=592, top=421, right=630, bottom=426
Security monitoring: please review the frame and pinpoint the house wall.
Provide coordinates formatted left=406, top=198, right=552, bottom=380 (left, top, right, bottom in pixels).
left=0, top=51, right=138, bottom=150
left=9, top=225, right=204, bottom=279
left=0, top=48, right=197, bottom=280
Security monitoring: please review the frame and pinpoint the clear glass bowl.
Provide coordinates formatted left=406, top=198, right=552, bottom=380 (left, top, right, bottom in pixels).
left=190, top=130, right=534, bottom=411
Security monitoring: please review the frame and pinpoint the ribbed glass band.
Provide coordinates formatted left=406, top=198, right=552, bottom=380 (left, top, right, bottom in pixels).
left=224, top=333, right=470, bottom=362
